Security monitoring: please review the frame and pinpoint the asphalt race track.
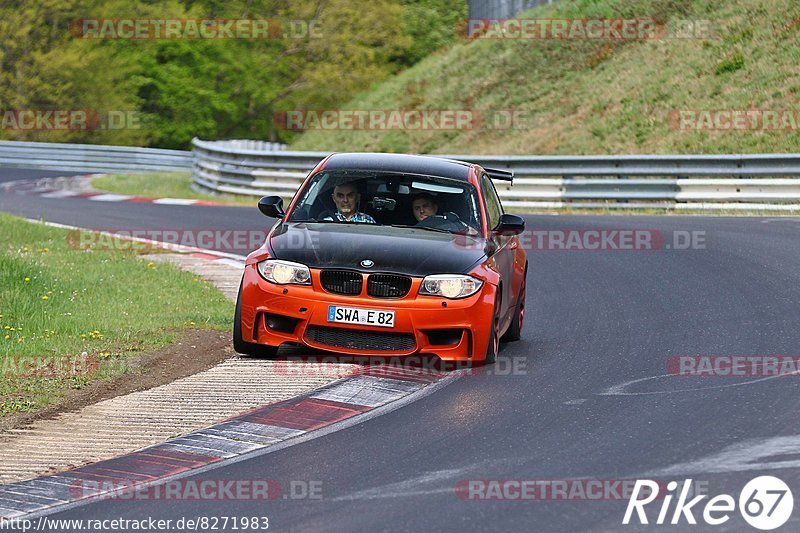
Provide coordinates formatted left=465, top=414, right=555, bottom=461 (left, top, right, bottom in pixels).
left=3, top=167, right=800, bottom=531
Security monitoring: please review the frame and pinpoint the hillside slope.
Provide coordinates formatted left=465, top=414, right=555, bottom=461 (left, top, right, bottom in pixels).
left=291, top=0, right=800, bottom=155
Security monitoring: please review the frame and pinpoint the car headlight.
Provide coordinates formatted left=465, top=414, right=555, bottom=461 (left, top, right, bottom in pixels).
left=419, top=275, right=483, bottom=299
left=257, top=259, right=311, bottom=285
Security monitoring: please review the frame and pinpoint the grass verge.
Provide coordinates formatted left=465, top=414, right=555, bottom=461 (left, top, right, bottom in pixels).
left=290, top=0, right=800, bottom=155
left=91, top=172, right=259, bottom=207
left=0, top=212, right=233, bottom=417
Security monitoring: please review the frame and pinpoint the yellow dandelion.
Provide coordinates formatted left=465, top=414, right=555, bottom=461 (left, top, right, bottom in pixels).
left=24, top=277, right=30, bottom=282
left=41, top=295, right=49, bottom=300
left=4, top=335, right=9, bottom=340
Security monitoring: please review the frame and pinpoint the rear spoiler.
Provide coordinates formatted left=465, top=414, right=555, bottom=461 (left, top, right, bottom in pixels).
left=484, top=167, right=514, bottom=182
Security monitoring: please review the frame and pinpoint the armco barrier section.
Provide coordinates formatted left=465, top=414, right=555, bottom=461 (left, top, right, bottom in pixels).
left=0, top=140, right=193, bottom=173
left=191, top=139, right=800, bottom=210
left=2, top=139, right=798, bottom=210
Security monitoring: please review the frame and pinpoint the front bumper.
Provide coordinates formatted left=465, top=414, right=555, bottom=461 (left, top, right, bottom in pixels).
left=239, top=265, right=497, bottom=361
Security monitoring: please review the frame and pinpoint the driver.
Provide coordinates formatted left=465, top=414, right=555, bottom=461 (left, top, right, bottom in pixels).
left=325, top=181, right=376, bottom=223
left=411, top=193, right=439, bottom=223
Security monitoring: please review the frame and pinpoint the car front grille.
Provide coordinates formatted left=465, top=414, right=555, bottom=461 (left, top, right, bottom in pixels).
left=305, top=325, right=416, bottom=352
left=367, top=274, right=412, bottom=298
left=320, top=270, right=363, bottom=295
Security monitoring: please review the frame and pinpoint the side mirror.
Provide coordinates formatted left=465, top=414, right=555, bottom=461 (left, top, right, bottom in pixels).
left=258, top=196, right=285, bottom=219
left=495, top=213, right=525, bottom=235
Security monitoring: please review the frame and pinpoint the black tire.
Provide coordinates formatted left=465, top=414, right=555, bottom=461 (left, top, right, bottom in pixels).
left=483, top=295, right=501, bottom=365
left=502, top=269, right=526, bottom=342
left=233, top=280, right=279, bottom=358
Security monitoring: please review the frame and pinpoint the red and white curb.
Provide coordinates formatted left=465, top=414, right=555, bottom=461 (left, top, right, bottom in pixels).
left=0, top=366, right=461, bottom=519
left=1, top=175, right=230, bottom=207
left=26, top=218, right=247, bottom=267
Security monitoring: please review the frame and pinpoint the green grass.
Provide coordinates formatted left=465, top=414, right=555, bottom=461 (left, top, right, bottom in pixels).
left=290, top=0, right=800, bottom=155
left=92, top=172, right=259, bottom=207
left=0, top=212, right=233, bottom=416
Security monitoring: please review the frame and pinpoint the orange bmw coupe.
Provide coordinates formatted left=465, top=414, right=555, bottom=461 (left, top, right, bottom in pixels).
left=234, top=153, right=527, bottom=364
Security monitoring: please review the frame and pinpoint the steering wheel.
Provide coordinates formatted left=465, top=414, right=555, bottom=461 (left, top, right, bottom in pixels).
left=417, top=211, right=471, bottom=233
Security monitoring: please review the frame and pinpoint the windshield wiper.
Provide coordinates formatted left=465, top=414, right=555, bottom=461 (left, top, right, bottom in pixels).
left=389, top=224, right=452, bottom=234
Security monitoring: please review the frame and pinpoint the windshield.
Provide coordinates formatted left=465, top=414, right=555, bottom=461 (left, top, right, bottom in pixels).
left=287, top=170, right=482, bottom=235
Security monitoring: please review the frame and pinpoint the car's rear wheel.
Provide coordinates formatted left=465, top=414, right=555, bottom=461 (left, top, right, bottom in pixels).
left=233, top=280, right=279, bottom=358
left=502, top=271, right=526, bottom=342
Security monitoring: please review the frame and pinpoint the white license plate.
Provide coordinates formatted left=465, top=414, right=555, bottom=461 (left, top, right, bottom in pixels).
left=327, top=306, right=395, bottom=328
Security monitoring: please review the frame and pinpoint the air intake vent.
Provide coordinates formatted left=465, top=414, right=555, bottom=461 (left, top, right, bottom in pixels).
left=367, top=274, right=412, bottom=298
left=320, top=270, right=362, bottom=295
left=306, top=325, right=416, bottom=352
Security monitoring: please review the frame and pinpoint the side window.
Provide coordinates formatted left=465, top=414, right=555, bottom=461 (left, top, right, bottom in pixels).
left=481, top=174, right=503, bottom=230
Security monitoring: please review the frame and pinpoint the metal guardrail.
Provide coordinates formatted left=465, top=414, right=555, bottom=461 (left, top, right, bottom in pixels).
left=1, top=139, right=798, bottom=210
left=191, top=138, right=800, bottom=210
left=0, top=140, right=192, bottom=173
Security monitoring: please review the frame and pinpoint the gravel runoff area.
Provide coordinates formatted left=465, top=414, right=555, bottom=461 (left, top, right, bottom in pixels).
left=0, top=253, right=357, bottom=485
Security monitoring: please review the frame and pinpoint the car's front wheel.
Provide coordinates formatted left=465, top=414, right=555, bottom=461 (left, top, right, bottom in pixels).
left=502, top=272, right=526, bottom=342
left=233, top=280, right=279, bottom=358
left=483, top=295, right=501, bottom=365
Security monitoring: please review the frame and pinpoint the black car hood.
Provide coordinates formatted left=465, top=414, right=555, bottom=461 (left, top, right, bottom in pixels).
left=268, top=222, right=487, bottom=276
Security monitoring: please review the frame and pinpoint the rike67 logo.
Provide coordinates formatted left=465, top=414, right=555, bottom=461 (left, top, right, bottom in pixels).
left=623, top=476, right=793, bottom=530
